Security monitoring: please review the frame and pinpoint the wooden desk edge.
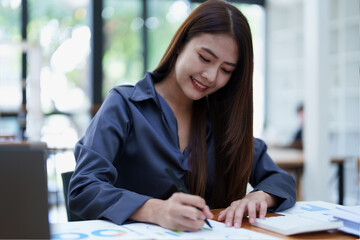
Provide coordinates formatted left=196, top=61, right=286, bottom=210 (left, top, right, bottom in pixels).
left=210, top=209, right=357, bottom=240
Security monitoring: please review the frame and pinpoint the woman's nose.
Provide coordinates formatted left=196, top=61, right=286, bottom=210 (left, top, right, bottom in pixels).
left=201, top=68, right=217, bottom=83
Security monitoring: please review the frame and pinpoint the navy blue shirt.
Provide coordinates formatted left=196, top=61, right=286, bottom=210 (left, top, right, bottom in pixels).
left=69, top=72, right=296, bottom=225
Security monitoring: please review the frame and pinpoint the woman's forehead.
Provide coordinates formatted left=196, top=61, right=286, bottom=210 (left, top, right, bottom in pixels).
left=186, top=33, right=238, bottom=63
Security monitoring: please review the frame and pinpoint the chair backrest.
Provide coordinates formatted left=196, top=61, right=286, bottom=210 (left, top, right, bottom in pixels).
left=61, top=171, right=83, bottom=221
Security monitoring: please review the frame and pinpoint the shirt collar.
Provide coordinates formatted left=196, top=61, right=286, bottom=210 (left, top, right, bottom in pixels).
left=129, top=72, right=165, bottom=104
left=130, top=72, right=213, bottom=142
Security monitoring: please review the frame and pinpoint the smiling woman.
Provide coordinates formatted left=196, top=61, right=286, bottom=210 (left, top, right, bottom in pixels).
left=68, top=0, right=296, bottom=232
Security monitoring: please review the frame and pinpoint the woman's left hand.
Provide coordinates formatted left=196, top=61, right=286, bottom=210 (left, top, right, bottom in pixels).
left=217, top=191, right=278, bottom=228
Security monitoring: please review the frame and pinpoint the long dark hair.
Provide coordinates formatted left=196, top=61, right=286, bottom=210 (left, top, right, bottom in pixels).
left=154, top=0, right=254, bottom=208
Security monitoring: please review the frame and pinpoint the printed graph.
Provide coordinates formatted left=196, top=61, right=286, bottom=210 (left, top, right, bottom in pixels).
left=52, top=232, right=88, bottom=239
left=300, top=204, right=329, bottom=212
left=92, top=229, right=127, bottom=237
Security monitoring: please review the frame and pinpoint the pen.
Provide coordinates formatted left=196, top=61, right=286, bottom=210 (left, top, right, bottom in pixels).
left=165, top=167, right=213, bottom=229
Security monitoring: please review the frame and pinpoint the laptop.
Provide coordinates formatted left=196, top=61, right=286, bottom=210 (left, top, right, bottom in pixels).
left=0, top=142, right=50, bottom=239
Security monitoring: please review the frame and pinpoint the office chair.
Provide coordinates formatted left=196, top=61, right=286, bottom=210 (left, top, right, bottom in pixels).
left=61, top=171, right=83, bottom=221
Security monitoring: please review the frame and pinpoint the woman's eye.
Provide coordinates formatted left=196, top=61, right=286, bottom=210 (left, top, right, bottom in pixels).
left=222, top=68, right=231, bottom=74
left=199, top=54, right=210, bottom=63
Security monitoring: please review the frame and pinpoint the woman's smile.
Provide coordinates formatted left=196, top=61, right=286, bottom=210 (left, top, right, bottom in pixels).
left=191, top=76, right=208, bottom=92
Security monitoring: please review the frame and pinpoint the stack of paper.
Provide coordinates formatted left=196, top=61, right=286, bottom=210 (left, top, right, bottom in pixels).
left=328, top=205, right=360, bottom=236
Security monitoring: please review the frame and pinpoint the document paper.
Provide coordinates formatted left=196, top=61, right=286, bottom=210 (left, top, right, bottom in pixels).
left=51, top=219, right=279, bottom=239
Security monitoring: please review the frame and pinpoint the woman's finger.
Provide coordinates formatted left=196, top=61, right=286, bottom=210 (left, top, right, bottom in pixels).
left=258, top=201, right=267, bottom=219
left=224, top=201, right=240, bottom=227
left=218, top=208, right=228, bottom=221
left=247, top=201, right=256, bottom=224
left=233, top=201, right=247, bottom=228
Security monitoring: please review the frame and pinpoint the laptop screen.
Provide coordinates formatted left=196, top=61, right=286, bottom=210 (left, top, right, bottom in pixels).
left=0, top=142, right=50, bottom=239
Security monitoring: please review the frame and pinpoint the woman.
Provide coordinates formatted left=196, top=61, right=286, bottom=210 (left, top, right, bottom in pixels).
left=69, top=0, right=296, bottom=232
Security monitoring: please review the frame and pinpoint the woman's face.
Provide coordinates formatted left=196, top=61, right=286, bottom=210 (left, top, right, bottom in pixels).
left=173, top=33, right=238, bottom=101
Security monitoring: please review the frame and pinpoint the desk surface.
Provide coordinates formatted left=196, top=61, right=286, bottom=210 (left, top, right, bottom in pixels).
left=210, top=209, right=357, bottom=239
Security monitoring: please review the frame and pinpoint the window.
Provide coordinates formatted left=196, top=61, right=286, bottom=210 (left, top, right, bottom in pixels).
left=28, top=0, right=90, bottom=118
left=102, top=0, right=143, bottom=96
left=147, top=0, right=190, bottom=71
left=0, top=1, right=22, bottom=138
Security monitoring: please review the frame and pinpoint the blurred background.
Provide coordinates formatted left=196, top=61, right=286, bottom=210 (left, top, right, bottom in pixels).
left=0, top=0, right=359, bottom=223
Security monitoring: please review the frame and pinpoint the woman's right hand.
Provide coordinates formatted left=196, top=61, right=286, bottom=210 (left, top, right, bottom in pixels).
left=130, top=192, right=213, bottom=232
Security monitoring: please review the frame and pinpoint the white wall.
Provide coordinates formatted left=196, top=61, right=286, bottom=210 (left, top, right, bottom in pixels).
left=265, top=0, right=360, bottom=204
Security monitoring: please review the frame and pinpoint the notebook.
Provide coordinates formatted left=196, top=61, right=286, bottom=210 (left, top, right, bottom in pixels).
left=0, top=142, right=50, bottom=239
